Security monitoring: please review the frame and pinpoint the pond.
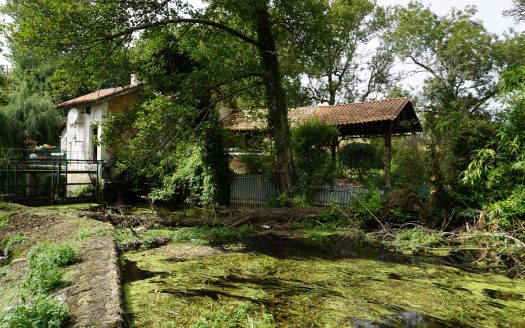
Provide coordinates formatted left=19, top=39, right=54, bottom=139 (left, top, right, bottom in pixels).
left=121, top=233, right=525, bottom=327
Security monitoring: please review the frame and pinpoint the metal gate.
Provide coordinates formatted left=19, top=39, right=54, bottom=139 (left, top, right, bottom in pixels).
left=230, top=175, right=275, bottom=210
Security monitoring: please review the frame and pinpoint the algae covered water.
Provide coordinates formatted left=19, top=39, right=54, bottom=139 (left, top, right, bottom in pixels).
left=122, top=234, right=525, bottom=327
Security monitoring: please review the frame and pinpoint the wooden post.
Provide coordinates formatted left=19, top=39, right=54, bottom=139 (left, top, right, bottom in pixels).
left=26, top=173, right=36, bottom=197
left=384, top=123, right=392, bottom=190
left=331, top=138, right=338, bottom=166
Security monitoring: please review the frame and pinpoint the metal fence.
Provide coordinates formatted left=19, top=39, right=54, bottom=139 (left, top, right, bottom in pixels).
left=313, top=184, right=365, bottom=208
left=230, top=175, right=365, bottom=210
left=230, top=175, right=275, bottom=210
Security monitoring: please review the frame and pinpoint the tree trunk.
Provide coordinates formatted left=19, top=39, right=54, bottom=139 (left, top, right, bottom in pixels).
left=254, top=7, right=292, bottom=194
left=384, top=123, right=392, bottom=189
left=328, top=75, right=336, bottom=105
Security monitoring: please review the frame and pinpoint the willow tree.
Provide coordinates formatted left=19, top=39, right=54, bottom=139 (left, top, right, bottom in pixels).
left=2, top=0, right=331, bottom=194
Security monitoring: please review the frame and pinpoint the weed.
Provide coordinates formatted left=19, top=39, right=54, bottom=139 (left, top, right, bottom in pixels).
left=392, top=228, right=443, bottom=251
left=267, top=193, right=308, bottom=208
left=25, top=243, right=77, bottom=294
left=2, top=233, right=26, bottom=258
left=0, top=212, right=11, bottom=229
left=189, top=302, right=273, bottom=328
left=0, top=295, right=68, bottom=328
left=77, top=226, right=114, bottom=240
left=351, top=189, right=384, bottom=222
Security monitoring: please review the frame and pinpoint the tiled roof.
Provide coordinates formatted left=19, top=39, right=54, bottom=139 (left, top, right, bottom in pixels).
left=55, top=84, right=139, bottom=109
left=223, top=97, right=415, bottom=131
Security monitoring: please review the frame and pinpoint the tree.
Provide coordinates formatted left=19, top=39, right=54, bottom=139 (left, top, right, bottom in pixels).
left=2, top=0, right=332, bottom=194
left=505, top=0, right=525, bottom=22
left=297, top=0, right=394, bottom=105
left=387, top=2, right=515, bottom=210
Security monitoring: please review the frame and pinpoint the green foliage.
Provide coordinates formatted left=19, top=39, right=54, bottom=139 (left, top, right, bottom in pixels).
left=2, top=233, right=25, bottom=258
left=238, top=154, right=273, bottom=175
left=25, top=243, right=77, bottom=294
left=339, top=142, right=382, bottom=181
left=0, top=81, right=62, bottom=147
left=391, top=135, right=429, bottom=187
left=291, top=120, right=339, bottom=199
left=0, top=295, right=68, bottom=328
left=296, top=0, right=394, bottom=104
left=351, top=190, right=384, bottom=222
left=0, top=212, right=11, bottom=229
left=393, top=228, right=443, bottom=251
left=267, top=193, right=308, bottom=208
left=73, top=185, right=95, bottom=198
left=189, top=302, right=273, bottom=328
left=486, top=188, right=525, bottom=227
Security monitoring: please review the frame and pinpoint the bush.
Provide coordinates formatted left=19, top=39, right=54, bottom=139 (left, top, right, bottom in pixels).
left=351, top=190, right=384, bottom=222
left=73, top=185, right=95, bottom=198
left=339, top=142, right=383, bottom=181
left=291, top=120, right=339, bottom=200
left=0, top=295, right=68, bottom=328
left=25, top=243, right=77, bottom=294
left=393, top=228, right=443, bottom=251
left=267, top=193, right=308, bottom=208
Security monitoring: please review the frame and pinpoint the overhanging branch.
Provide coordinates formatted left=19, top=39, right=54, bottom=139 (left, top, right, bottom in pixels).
left=105, top=18, right=261, bottom=47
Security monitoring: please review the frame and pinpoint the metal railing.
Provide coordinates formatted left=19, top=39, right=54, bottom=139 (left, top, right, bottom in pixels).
left=0, top=158, right=105, bottom=201
left=230, top=175, right=275, bottom=210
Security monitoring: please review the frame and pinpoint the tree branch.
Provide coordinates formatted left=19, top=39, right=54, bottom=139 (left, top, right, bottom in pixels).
left=104, top=18, right=261, bottom=47
left=409, top=55, right=437, bottom=77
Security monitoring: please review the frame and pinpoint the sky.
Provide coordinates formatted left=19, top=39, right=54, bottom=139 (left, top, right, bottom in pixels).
left=0, top=0, right=522, bottom=82
left=376, top=0, right=524, bottom=34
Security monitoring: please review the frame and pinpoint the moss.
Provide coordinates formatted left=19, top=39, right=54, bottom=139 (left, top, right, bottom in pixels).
left=122, top=241, right=525, bottom=327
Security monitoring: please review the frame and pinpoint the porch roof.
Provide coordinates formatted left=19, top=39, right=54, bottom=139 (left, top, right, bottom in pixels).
left=222, top=97, right=422, bottom=137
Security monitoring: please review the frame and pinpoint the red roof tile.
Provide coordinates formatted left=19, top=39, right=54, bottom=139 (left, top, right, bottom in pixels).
left=55, top=84, right=139, bottom=109
left=223, top=97, right=416, bottom=131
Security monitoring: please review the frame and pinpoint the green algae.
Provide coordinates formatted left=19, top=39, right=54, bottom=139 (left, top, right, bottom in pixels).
left=122, top=235, right=525, bottom=327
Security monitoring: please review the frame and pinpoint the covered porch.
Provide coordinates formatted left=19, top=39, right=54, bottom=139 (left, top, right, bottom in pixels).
left=222, top=97, right=423, bottom=188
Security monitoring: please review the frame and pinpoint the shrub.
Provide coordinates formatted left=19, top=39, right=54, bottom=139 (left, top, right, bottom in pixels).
left=291, top=120, right=339, bottom=200
left=267, top=193, right=308, bottom=208
left=73, top=185, right=95, bottom=198
left=0, top=295, right=68, bottom=328
left=25, top=243, right=77, bottom=294
left=351, top=190, right=384, bottom=222
left=393, top=228, right=443, bottom=251
left=339, top=142, right=382, bottom=181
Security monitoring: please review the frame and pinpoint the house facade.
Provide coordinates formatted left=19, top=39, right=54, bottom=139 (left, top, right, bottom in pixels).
left=55, top=82, right=140, bottom=195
